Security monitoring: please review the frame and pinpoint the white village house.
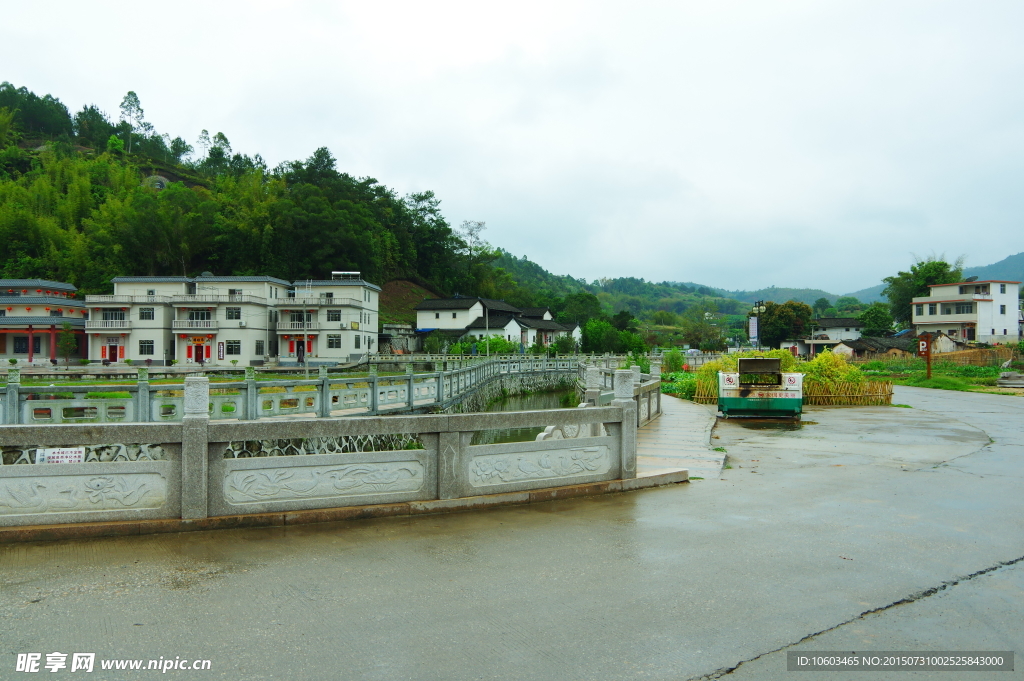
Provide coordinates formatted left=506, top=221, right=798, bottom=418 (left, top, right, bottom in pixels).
left=0, top=279, right=89, bottom=365
left=81, top=271, right=379, bottom=366
left=414, top=297, right=581, bottom=349
left=912, top=279, right=1021, bottom=344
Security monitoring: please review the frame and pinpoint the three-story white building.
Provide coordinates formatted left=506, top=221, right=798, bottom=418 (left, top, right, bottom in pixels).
left=912, top=280, right=1021, bottom=343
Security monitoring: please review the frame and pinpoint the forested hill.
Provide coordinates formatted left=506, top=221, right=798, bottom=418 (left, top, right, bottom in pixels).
left=0, top=82, right=503, bottom=297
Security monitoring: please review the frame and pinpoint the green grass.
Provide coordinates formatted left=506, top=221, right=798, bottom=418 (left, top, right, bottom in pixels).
left=892, top=404, right=913, bottom=408
left=902, top=375, right=973, bottom=391
left=713, top=446, right=727, bottom=452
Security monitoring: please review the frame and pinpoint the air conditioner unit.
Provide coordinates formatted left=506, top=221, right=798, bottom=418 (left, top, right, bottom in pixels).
left=339, top=323, right=348, bottom=329
left=238, top=321, right=246, bottom=327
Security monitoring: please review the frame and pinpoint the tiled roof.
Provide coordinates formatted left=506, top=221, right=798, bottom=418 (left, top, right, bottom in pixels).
left=0, top=279, right=77, bottom=291
left=198, top=275, right=292, bottom=285
left=519, top=318, right=567, bottom=331
left=415, top=298, right=479, bottom=310
left=0, top=317, right=85, bottom=327
left=0, top=296, right=85, bottom=307
left=465, top=314, right=522, bottom=330
left=519, top=307, right=551, bottom=318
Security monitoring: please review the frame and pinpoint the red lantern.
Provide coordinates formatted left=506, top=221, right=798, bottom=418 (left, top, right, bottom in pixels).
left=180, top=334, right=187, bottom=338
left=36, top=289, right=42, bottom=293
left=206, top=334, right=213, bottom=339
left=25, top=307, right=31, bottom=312
left=5, top=307, right=10, bottom=311
left=45, top=307, right=50, bottom=311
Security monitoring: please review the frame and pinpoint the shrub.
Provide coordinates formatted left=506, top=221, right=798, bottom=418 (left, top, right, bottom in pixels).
left=800, top=351, right=864, bottom=385
left=627, top=351, right=650, bottom=374
left=662, top=371, right=697, bottom=399
left=663, top=348, right=684, bottom=373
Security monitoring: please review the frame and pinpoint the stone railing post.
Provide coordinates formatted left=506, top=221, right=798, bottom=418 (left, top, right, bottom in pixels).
left=437, top=428, right=465, bottom=500
left=369, top=373, right=379, bottom=414
left=612, top=369, right=637, bottom=479
left=585, top=365, right=602, bottom=406
left=319, top=365, right=332, bottom=417
left=5, top=368, right=21, bottom=425
left=136, top=367, right=150, bottom=422
left=181, top=376, right=210, bottom=519
left=245, top=366, right=259, bottom=420
left=436, top=369, right=445, bottom=404
left=650, top=360, right=661, bottom=379
left=631, top=365, right=642, bottom=385
left=407, top=370, right=415, bottom=410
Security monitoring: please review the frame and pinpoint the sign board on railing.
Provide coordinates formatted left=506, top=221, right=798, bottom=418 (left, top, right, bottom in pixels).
left=37, top=447, right=85, bottom=464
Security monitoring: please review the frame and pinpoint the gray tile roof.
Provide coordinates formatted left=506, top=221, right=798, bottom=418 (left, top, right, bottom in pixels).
left=415, top=298, right=480, bottom=310
left=110, top=276, right=192, bottom=283
left=0, top=296, right=86, bottom=307
left=0, top=317, right=85, bottom=327
left=519, top=307, right=551, bottom=318
left=0, top=279, right=77, bottom=291
left=465, top=314, right=522, bottom=330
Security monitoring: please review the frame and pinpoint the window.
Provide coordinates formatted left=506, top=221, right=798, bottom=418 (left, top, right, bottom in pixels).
left=14, top=337, right=40, bottom=353
left=255, top=340, right=265, bottom=356
left=327, top=335, right=342, bottom=348
left=102, top=309, right=125, bottom=321
left=915, top=305, right=923, bottom=316
left=226, top=307, right=242, bottom=320
left=954, top=303, right=974, bottom=314
left=941, top=306, right=952, bottom=315
left=229, top=289, right=242, bottom=296
left=147, top=289, right=155, bottom=296
left=327, top=310, right=342, bottom=322
left=139, top=340, right=155, bottom=355
left=0, top=310, right=4, bottom=317
left=140, top=307, right=155, bottom=320
left=928, top=303, right=936, bottom=315
left=323, top=292, right=333, bottom=299
left=354, top=335, right=360, bottom=349
left=49, top=310, right=62, bottom=317
left=188, top=309, right=211, bottom=321
left=226, top=340, right=241, bottom=355
left=1000, top=284, right=1007, bottom=294
left=435, top=312, right=440, bottom=319
left=1000, top=305, right=1006, bottom=314
left=452, top=312, right=457, bottom=319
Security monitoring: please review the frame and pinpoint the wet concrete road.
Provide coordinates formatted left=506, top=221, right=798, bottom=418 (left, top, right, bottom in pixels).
left=1, top=387, right=1022, bottom=680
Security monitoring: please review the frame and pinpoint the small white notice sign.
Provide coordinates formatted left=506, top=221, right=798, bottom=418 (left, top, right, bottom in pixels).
left=37, top=446, right=85, bottom=464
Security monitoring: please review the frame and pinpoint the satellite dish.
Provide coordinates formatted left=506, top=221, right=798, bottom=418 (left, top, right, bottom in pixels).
left=964, top=276, right=978, bottom=282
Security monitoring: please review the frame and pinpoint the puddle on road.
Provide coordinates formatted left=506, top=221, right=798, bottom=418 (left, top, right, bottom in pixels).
left=732, top=419, right=817, bottom=431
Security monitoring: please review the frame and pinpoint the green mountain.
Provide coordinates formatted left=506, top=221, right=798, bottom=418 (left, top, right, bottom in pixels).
left=964, top=252, right=1024, bottom=283
left=712, top=286, right=838, bottom=307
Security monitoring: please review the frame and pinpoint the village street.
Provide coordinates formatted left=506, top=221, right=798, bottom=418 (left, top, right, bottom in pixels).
left=1, top=386, right=1022, bottom=680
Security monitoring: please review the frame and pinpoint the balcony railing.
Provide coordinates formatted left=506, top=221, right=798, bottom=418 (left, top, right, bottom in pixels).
left=279, top=322, right=321, bottom=331
left=279, top=296, right=363, bottom=308
left=172, top=320, right=220, bottom=330
left=171, top=294, right=267, bottom=305
left=85, top=320, right=132, bottom=330
left=86, top=295, right=172, bottom=304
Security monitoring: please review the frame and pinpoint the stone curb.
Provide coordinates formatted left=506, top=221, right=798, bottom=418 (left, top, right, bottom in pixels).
left=0, top=470, right=688, bottom=544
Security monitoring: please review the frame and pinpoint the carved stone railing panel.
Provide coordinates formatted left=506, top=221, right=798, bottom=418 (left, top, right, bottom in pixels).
left=223, top=434, right=421, bottom=458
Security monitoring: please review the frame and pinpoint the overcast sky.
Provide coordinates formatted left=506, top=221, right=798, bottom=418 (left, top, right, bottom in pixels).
left=4, top=1, right=1023, bottom=293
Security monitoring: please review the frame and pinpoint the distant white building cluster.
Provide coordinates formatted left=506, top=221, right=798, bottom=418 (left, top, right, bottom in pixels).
left=414, top=297, right=581, bottom=348
left=0, top=272, right=379, bottom=366
left=912, top=279, right=1021, bottom=344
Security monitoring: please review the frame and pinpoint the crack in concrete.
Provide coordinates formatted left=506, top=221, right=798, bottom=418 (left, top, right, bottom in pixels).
left=688, top=554, right=1024, bottom=680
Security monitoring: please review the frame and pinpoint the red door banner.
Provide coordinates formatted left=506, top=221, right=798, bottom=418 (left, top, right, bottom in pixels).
left=289, top=340, right=295, bottom=353
left=101, top=346, right=107, bottom=359
left=205, top=345, right=211, bottom=359
left=307, top=340, right=312, bottom=352
left=118, top=345, right=124, bottom=359
left=187, top=346, right=193, bottom=359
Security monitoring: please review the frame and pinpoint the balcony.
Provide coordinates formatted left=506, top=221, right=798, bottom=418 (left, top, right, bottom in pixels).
left=172, top=320, right=220, bottom=330
left=912, top=293, right=992, bottom=304
left=279, top=296, right=363, bottom=308
left=86, top=294, right=172, bottom=304
left=85, top=320, right=132, bottom=330
left=279, top=322, right=321, bottom=331
left=171, top=294, right=267, bottom=306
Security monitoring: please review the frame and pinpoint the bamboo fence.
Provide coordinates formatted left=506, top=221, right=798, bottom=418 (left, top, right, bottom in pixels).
left=852, top=346, right=1015, bottom=367
left=691, top=380, right=893, bottom=406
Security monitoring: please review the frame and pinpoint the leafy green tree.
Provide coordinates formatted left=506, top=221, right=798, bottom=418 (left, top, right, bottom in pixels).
left=558, top=291, right=602, bottom=325
left=0, top=107, right=15, bottom=147
left=882, top=257, right=964, bottom=327
left=197, top=129, right=211, bottom=158
left=680, top=302, right=724, bottom=350
left=168, top=136, right=193, bottom=162
left=105, top=134, right=123, bottom=153
left=582, top=319, right=619, bottom=353
left=812, top=297, right=831, bottom=317
left=552, top=335, right=578, bottom=354
left=611, top=309, right=637, bottom=332
left=757, top=300, right=813, bottom=348
left=835, top=296, right=862, bottom=312
left=118, top=91, right=144, bottom=153
left=858, top=302, right=894, bottom=337
left=57, top=322, right=78, bottom=366
left=651, top=310, right=679, bottom=326
left=823, top=306, right=839, bottom=317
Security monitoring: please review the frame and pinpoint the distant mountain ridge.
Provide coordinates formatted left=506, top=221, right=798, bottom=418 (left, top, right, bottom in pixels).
left=964, top=252, right=1024, bottom=283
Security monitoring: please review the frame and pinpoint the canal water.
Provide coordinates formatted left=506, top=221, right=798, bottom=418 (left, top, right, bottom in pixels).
left=470, top=389, right=578, bottom=445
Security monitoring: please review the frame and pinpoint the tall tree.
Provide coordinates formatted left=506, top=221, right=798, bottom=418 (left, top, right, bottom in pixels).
left=118, top=91, right=144, bottom=153
left=757, top=300, right=813, bottom=348
left=858, top=302, right=894, bottom=337
left=882, top=257, right=964, bottom=327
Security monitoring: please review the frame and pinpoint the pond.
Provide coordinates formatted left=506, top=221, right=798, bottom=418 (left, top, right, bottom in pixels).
left=470, top=389, right=579, bottom=445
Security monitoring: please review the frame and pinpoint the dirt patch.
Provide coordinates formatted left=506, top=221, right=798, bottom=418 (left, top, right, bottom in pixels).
left=380, top=279, right=442, bottom=325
